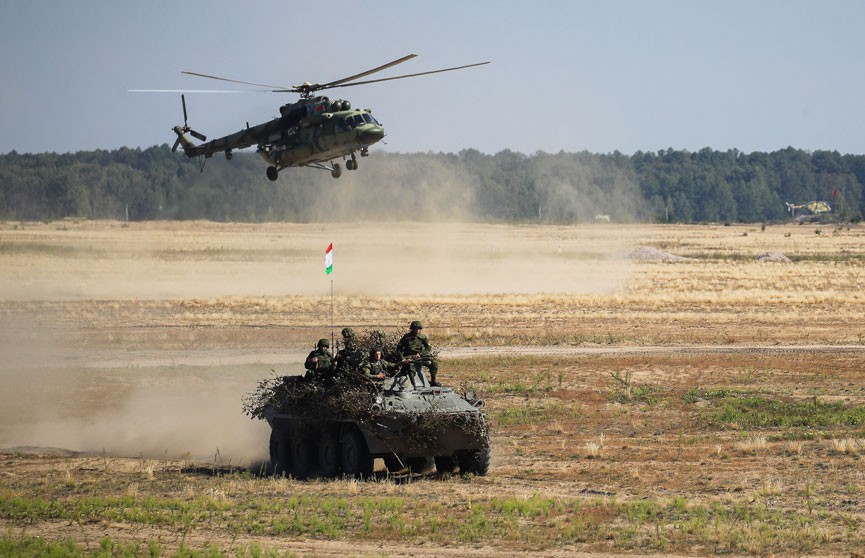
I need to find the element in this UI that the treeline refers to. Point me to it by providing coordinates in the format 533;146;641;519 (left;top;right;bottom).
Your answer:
1;146;862;223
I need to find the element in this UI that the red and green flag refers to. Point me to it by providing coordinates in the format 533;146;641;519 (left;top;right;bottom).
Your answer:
325;242;333;275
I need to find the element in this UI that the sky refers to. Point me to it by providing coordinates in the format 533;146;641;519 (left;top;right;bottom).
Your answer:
2;0;864;156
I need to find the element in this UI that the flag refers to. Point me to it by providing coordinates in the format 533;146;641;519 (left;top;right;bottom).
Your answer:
325;242;333;275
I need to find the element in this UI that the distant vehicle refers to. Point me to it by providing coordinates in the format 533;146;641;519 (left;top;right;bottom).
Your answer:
785;201;831;217
133;54;489;181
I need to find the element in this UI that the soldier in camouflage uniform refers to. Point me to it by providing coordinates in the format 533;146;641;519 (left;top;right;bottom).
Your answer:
396;320;440;386
359;347;401;381
304;338;334;381
333;327;364;376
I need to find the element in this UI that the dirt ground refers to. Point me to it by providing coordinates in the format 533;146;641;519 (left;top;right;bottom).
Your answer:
1;220;864;557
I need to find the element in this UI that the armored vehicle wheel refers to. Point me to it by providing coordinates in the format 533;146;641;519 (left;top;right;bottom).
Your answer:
288;431;313;479
341;429;373;478
407;456;434;474
434;455;457;474
458;447;491;476
317;429;341;478
383;455;404;473
269;430;290;477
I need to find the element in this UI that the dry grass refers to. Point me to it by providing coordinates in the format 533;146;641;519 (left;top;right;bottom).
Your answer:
735;435;768;454
3;221;864;348
2;220;865;556
829;437;865;454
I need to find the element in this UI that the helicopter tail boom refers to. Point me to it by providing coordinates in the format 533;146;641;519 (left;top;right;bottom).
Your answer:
171;94;209;156
171;126;205;157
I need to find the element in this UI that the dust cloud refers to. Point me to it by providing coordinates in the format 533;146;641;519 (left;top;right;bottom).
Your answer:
276;151;646;225
18;380;271;463
329;222;634;296
1;220;641;462
0;221;637;300
0;317;271;464
304;154;478;223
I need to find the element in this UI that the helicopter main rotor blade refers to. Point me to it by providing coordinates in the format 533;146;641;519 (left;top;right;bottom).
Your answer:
318;53;418;89
137;55;487;97
176;55;419;95
181;94;188;126
319;61;491;90
129;89;267;94
180;71;290;90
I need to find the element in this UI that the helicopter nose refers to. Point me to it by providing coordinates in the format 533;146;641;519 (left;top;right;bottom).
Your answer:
359;125;384;145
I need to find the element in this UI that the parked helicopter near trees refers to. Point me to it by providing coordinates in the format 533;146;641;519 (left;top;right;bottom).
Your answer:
132;54;489;181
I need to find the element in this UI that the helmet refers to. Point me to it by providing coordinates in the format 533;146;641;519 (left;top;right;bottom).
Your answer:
410;320;423;330
341;327;354;337
317;338;330;347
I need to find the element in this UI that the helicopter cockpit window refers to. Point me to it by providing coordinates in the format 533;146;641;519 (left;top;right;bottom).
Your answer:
344;117;355;129
353;114;365;127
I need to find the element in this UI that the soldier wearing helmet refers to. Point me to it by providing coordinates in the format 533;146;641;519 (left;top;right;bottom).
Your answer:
333;327;363;376
304;337;334;380
360;346;400;381
396;320;440;386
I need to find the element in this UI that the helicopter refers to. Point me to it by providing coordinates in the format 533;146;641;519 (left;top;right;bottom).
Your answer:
138;54;489;181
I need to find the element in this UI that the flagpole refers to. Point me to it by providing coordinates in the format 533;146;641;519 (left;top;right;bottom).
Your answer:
325;242;335;348
330;278;334;349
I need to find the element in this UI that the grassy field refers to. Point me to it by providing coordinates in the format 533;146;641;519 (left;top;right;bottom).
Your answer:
1;220;864;557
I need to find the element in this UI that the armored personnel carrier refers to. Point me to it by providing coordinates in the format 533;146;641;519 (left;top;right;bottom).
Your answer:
246;363;490;479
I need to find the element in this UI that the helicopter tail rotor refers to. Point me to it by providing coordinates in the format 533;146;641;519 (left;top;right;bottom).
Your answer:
172;94;207;152
188;129;207;142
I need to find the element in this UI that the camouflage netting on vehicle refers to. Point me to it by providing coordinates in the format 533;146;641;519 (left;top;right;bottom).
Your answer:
242;374;377;423
241;329;485;445
241;328;417;419
399;408;488;451
242;372;487;432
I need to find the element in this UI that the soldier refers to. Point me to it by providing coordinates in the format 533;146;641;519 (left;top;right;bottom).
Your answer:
333;327;364;376
396;320;440;386
360;347;400;381
304;338;334;381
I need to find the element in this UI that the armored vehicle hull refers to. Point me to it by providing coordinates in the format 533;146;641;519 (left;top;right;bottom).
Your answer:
259;366;490;479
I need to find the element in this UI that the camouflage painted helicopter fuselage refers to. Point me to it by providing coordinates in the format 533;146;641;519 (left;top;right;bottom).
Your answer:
150;54;489;181
173;95;383;181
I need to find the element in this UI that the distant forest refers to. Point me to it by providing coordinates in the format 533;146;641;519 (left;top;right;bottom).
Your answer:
1;146;863;223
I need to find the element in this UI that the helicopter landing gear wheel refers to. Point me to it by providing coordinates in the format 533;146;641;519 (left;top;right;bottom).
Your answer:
346;158;358;171
331;163;342;179
266;166;279;181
